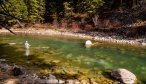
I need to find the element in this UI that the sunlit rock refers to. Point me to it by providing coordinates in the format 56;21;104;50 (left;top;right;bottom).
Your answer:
49;74;56;79
142;42;146;46
3;79;20;84
58;80;65;84
0;59;6;62
85;40;92;48
66;80;74;84
74;80;80;84
8;43;16;46
46;79;58;84
80;79;89;84
111;68;137;84
51;60;60;64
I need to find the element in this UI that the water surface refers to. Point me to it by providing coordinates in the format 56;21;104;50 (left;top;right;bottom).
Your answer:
0;33;146;82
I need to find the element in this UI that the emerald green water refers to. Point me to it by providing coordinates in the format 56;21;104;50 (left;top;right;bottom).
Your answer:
0;34;146;82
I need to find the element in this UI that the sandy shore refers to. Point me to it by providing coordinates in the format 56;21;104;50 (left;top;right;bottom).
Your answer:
0;28;146;46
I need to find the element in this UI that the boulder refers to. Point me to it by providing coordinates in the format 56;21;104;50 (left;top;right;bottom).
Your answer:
3;78;20;84
58;80;65;84
142;42;146;46
8;43;16;46
85;40;92;48
46;79;58;84
49;74;56;79
12;67;23;76
111;68;136;84
66;80;74;84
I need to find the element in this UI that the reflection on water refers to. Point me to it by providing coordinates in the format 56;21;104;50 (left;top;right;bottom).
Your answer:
0;34;146;82
25;49;30;56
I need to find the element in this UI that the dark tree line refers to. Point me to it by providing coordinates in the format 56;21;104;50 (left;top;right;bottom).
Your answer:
0;0;145;28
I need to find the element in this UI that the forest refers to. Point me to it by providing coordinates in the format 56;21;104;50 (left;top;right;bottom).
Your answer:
0;0;146;37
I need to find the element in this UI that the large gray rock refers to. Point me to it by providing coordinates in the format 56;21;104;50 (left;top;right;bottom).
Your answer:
111;68;137;84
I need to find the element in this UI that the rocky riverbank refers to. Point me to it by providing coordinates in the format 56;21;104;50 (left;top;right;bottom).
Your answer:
0;58;139;84
0;58;120;84
0;28;146;47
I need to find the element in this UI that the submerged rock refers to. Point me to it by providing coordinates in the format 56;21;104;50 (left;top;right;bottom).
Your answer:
85;40;92;48
8;43;16;46
111;68;136;84
51;60;60;64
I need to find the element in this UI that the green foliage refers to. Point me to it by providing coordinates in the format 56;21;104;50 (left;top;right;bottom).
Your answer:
0;0;104;24
76;0;104;14
26;0;45;22
0;0;144;25
63;2;73;16
0;0;28;23
0;0;45;24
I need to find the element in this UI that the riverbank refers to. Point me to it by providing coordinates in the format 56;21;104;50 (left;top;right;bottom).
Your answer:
0;59;117;84
0;27;146;47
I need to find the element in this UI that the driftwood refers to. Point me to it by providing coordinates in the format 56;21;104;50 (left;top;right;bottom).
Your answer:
16;20;24;28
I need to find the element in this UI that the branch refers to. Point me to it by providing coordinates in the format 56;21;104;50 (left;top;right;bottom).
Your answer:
0;23;16;35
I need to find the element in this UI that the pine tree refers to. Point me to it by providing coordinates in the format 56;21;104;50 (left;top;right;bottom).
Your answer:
0;0;28;23
25;0;45;22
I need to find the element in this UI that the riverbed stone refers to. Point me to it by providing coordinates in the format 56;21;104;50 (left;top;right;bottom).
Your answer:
3;78;20;84
80;79;90;84
66;80;74;84
142;42;146;46
58;79;65;84
46;79;58;84
74;80;80;84
0;59;6;62
111;68;136;84
49;74;56;79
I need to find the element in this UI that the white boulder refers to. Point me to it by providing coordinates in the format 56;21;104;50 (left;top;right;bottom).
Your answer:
142;42;146;46
85;40;92;48
111;68;137;84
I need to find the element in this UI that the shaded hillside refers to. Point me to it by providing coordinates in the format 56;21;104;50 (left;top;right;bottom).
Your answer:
96;6;146;38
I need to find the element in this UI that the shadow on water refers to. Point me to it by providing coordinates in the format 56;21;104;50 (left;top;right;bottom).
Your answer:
0;43;89;80
0;43;58;71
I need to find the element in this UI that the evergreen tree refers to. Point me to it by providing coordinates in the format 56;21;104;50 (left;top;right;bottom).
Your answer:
25;0;45;22
0;0;28;23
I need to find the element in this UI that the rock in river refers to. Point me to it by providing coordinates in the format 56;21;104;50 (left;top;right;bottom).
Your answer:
111;68;137;84
85;40;92;48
